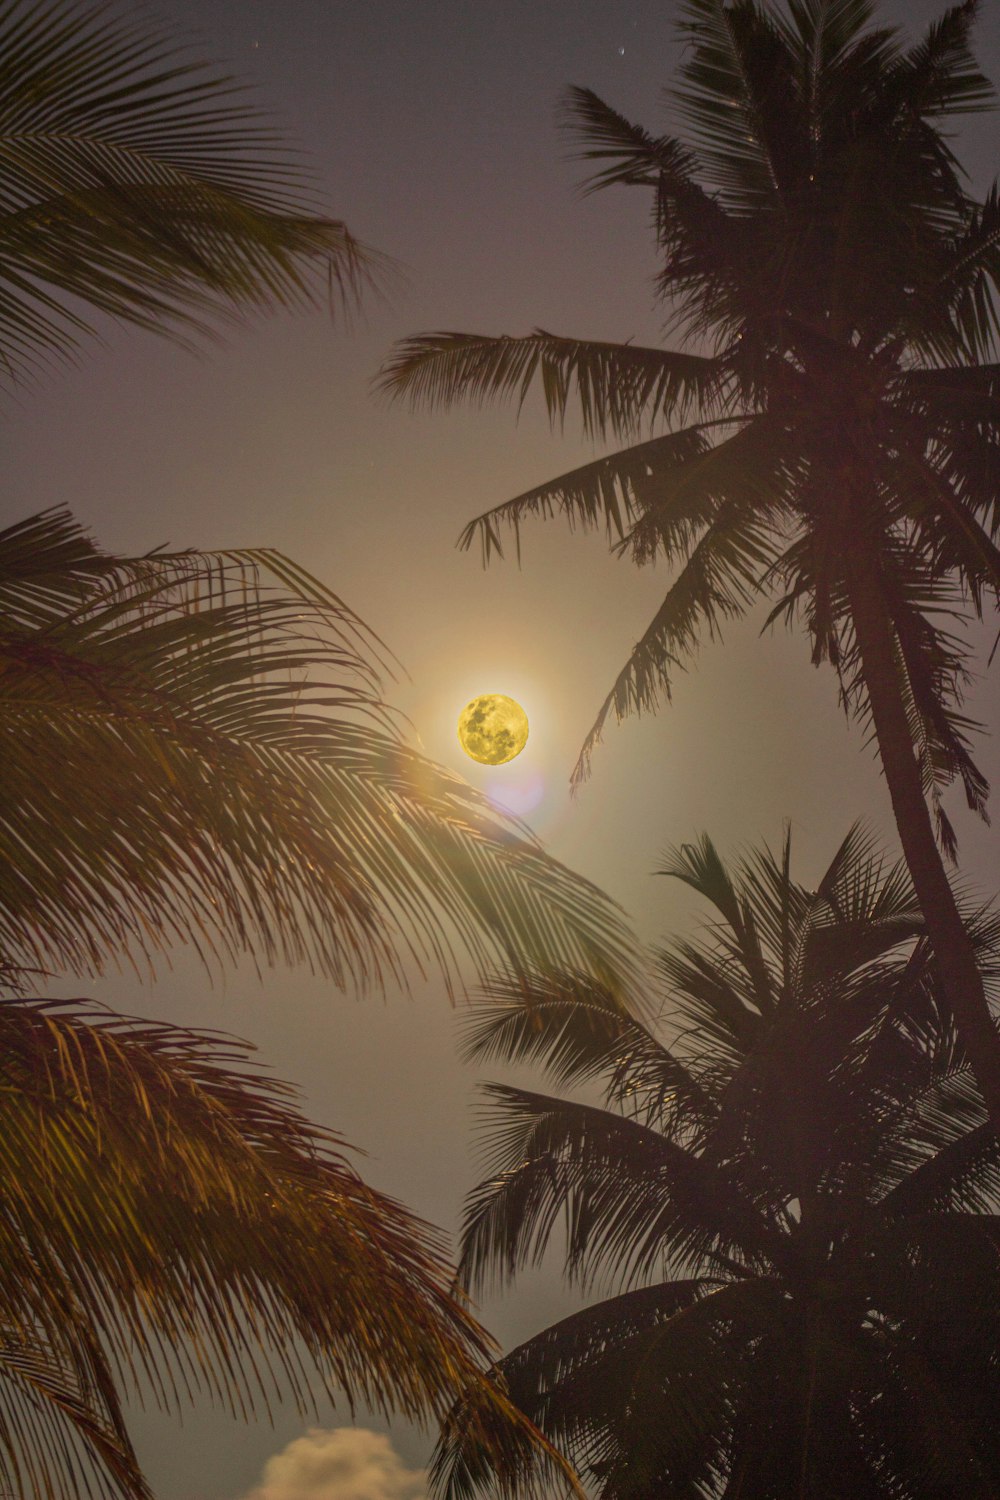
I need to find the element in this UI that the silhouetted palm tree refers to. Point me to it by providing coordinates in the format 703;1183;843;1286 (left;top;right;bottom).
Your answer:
0;10;636;1489
380;0;1000;1123
0;507;636;996
436;827;1000;1499
0;506;631;1496
0;988;499;1500
0;0;379;389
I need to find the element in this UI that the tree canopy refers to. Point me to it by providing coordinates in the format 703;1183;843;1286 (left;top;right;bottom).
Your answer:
380;0;1000;1121
0;988;502;1500
0;507;638;993
0;0;381;388
437;827;1000;1499
0;502;635;1495
0;6;637;1491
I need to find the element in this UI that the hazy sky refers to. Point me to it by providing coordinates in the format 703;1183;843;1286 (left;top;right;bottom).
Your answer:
5;2;1000;1496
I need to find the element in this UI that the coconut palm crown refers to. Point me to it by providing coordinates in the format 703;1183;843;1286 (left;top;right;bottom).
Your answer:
0;4;625;1492
0;505;634;1497
380;0;1000;1124
436;827;1000;1500
0;507;636;991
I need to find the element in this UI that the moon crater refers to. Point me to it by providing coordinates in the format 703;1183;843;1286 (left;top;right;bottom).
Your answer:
458;694;529;765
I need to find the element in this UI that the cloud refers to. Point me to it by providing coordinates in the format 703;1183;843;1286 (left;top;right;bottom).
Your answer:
241;1427;427;1500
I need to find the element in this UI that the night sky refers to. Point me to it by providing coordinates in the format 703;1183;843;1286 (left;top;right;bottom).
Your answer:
5;2;1000;1496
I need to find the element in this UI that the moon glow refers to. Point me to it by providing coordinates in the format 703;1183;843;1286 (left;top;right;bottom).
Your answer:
457;694;529;765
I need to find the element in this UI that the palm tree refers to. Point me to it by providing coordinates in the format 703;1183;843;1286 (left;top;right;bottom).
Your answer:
435;827;1000;1499
0;0;380;389
0;10;635;1489
0;506;635;1496
0;507;635;988
379;0;1000;1125
0;985;501;1500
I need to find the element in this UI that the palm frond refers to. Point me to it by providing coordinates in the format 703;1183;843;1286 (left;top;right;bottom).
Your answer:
655;941;766;1074
887;422;1000;602
456;426;719;566
786;0;881;72
428;1371;582;1500
659;833;780;1016
883;1122;1000;1214
377;331;723;440
910;186;1000;362
431;1280;717;1500
0;509;640;995
0;992;518;1494
461;967;715;1132
899;1;993;120
673;0;805;208
879;556;991;828
442;1277;789;1500
499;1279;717;1408
613;418;773;565
0;1319;148;1500
0;0;385;387
572;497;779;786
563;86;702;196
794;831;924;993
461;1084;777;1293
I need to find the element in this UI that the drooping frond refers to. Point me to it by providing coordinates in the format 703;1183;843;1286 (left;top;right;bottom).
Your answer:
0;992;509;1496
0;1319;147;1500
572;493;781;786
430;1280;717;1500
883;1122;1000;1214
461;1084;778;1293
0;509;640;994
0;0;383;387
437;1276;798;1500
835;533;992;851
563;86;702;195
456;426;720;565
896;361;1000;424
377;331;724;440
461;966;715;1133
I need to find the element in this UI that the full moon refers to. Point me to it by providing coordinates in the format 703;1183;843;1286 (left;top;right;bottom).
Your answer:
457;694;529;765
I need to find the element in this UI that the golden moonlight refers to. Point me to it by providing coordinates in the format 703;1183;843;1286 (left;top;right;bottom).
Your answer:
457;694;529;765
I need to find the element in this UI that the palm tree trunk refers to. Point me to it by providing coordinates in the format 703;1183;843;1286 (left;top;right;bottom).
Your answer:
845;541;1000;1133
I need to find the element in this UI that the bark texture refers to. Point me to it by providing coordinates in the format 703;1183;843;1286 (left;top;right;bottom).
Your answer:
845;538;1000;1133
